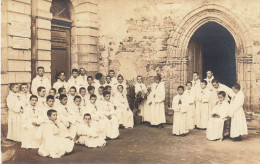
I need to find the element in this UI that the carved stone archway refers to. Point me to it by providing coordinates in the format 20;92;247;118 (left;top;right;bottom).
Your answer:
167;4;253;110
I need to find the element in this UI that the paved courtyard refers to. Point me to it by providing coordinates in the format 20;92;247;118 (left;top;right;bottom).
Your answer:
2;124;260;164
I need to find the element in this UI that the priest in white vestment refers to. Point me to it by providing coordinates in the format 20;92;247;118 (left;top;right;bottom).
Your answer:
31;67;51;95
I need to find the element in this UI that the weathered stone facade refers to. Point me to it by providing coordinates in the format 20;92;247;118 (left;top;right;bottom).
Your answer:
1;0;260;128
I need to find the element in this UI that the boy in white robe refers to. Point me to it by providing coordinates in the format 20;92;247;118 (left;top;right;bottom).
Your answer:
53;71;69;93
86;76;94;88
67;86;77;106
105;75;113;86
97;86;105;102
206;91;229;141
22;95;43;149
113;75;127;95
135;76;147;121
191;72;201;90
204;70;214;90
86;94;107;139
109;69;117;86
100;91;120;139
149;75;166;128
68;96;86;123
67;69;83;92
20;83;32;108
195;80;210;129
78;68;87;84
42;95;57;122
6;83;24;142
113;85;134;128
172;86;189;136
31;66;51;95
229;83;248;141
76;113;106;148
183;82;195;130
56;94;76;139
38;109;74;158
37;87;47;109
87;85;96;100
211;79;234;106
49;88;60;107
79;87;89;107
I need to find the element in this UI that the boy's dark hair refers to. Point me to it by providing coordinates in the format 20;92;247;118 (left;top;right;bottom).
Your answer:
109;70;115;73
212;79;219;84
186;81;192;85
46;95;55;102
103;91;111;97
104;85;111;91
9;83;18;90
37;66;44;71
154;75;162;81
50;88;57;94
69;86;77;92
117;74;124;80
58;87;66;94
79;87;86;93
218;91;226;97
58;71;66;76
201;80;208;85
20;83;28;90
71;69;78;73
193;72;199;76
99;86;105;90
232;83;241;90
90;94;97;99
117;85;124;89
84;113;91;118
47;109;57;117
95;73;103;80
87;76;93;80
30;95;38;100
37;86;46;93
73;95;81;101
59;94;67;100
87;86;95;92
177;86;184;90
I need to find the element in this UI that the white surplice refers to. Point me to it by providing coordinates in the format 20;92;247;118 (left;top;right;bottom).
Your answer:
135;82;147;120
195;87;210;128
113;92;134;128
76;121;106;148
6;91;23;142
183;89;195;130
21;105;43;149
38;119;74;158
149;82;166;125
229;90;248;138
172;94;189;135
19;92;31;109
206;100;229;141
99;100;119;139
211;83;234;110
53;80;69;93
67;76;84;93
31;75;51;95
191;79;201;90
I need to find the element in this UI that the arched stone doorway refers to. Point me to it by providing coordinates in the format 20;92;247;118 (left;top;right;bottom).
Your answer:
167;4;253;111
187;21;236;87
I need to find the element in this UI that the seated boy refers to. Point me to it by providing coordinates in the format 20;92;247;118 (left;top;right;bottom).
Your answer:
79;87;88;107
37;86;47;109
113;85;134;128
76;113;106;148
49;88;59;106
38;109;74;158
20;83;32;108
22;95;43;149
97;86;105;102
42;95;56;121
67;86;77;106
100;91;119;139
69;95;86;123
206;91;229;141
172;86;189;136
6;83;24;142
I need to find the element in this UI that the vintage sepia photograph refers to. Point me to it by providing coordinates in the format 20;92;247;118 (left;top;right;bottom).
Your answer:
1;0;260;163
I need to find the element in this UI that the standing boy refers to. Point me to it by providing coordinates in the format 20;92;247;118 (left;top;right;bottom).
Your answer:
31;67;51;95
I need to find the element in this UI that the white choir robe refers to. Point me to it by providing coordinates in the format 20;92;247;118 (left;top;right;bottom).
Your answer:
21;105;43;149
31;75;51;95
94;82;106;95
38;120;74;158
229;90;248;138
211;83;234;116
6;91;23;142
206;100;229;141
37;96;47;109
113;82;127;95
78;75;87;83
80;95;90;107
111;77;117;86
56;103;77;138
86;103;108;139
42;105;56;122
20;92;31;109
172;94;189;135
100;100;119;139
96;94;104;102
135;83;147;120
149;82;166;125
195;88;210;129
68;103;87;124
191;79;201;90
76;121;106;148
143;90;153;122
113;92;134;128
183;89;195;129
204;76;214;115
53;80;69;93
67;76;84;93
67;95;75;106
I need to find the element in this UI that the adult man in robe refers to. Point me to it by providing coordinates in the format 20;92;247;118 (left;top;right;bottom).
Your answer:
31;66;51;95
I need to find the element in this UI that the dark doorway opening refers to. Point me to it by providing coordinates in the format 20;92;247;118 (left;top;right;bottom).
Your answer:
187;22;236;87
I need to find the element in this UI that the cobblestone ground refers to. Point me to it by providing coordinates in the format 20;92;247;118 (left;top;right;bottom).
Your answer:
2;124;260;164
